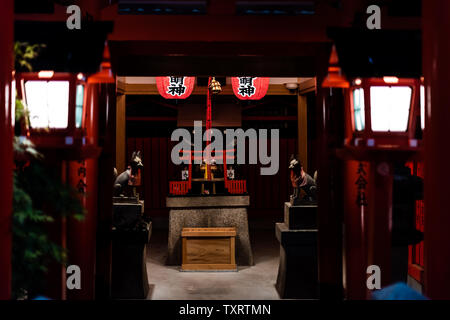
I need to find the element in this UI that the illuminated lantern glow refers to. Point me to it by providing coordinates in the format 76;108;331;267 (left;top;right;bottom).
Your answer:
231;77;270;100
156;76;195;99
370;86;412;132
25;80;70;129
16;71;88;149
382;76;399;84
347;77;421;149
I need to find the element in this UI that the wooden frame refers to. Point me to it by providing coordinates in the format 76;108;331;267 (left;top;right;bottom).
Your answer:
298;94;308;171
117;82;299;96
116;94;126;173
16;72;87;149
116;79;314;183
349;78;420;142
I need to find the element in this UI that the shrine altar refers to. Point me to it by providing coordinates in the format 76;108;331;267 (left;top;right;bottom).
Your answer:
166;195;254;266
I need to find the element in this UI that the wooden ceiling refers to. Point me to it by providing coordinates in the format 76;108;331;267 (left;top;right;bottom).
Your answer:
14;1;421;77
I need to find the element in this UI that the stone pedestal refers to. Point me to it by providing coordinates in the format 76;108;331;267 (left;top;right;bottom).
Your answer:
275;202;318;299
284;202;317;229
111;199;150;299
166;195;253;266
112;199;144;229
111;221;152;299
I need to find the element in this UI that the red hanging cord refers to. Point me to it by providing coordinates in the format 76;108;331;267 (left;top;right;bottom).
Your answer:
206;77;212;143
206;77;212;180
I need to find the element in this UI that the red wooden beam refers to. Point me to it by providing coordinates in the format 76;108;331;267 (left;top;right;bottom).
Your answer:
242;116;297;121
127;116;177;122
208;0;236;15
15;1;112;21
0;0;13;300
104;5;335;43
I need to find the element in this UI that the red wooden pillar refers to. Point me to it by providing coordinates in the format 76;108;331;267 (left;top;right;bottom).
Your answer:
343;160;369;299
66;84;100;300
317;54;345;300
422;0;450;299
90;49;116;299
365;161;393;296
340;79;367;299
0;0;14;300
342;159;393;299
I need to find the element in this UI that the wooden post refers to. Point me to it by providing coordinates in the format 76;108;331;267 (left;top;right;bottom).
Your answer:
0;0;13;300
343;161;368;299
95;82;116;299
66;83;100;300
365;161;393;297
297;94;308;171
116;94;126;173
316;83;344;300
422;0;450;299
66;158;98;300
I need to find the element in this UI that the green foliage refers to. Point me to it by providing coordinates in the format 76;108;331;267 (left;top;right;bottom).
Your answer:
12;138;86;299
12;40;85;300
15;96;29;125
14;42;46;72
13;41;45;133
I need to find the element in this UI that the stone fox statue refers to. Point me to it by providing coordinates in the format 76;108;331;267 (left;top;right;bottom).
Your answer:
289;155;317;204
114;151;143;196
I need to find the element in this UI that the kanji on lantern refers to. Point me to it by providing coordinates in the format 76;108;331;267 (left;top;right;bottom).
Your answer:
156;76;195;99
231;77;270;100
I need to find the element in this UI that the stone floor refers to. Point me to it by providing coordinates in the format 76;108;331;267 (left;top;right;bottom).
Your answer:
146;227;281;300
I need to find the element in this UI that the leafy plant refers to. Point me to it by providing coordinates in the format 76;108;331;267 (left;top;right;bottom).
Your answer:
15;95;29;126
12;137;86;299
12;42;86;299
14;42;46;72
14;42;45;133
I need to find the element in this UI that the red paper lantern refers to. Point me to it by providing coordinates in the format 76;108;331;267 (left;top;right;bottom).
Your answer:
156;76;195;99
232;77;270;100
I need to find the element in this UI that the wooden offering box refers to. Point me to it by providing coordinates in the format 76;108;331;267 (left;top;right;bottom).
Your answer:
181;227;237;271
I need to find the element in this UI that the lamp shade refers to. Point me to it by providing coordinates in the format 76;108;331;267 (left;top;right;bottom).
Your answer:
231;77;270;100
25;79;70;129
16;71;87;149
156;76;195;99
347;77;421;148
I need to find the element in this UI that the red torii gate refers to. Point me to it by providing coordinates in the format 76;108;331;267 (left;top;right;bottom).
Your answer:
169;148;247;196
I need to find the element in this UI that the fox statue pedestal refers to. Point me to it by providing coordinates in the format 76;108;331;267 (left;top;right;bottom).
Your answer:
284;202;317;230
111;221;151;299
111;198;151;299
275;202;318;299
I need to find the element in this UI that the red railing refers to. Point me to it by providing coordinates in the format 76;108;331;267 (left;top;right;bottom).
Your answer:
169;148;235;195
169;148;247;195
169;181;190;195
225;180;247;194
